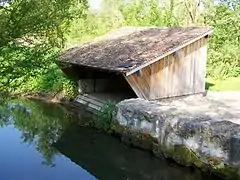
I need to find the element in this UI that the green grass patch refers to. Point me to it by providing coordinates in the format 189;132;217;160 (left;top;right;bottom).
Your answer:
206;77;240;91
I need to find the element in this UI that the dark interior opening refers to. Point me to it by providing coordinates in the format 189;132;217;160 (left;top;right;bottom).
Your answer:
61;64;137;102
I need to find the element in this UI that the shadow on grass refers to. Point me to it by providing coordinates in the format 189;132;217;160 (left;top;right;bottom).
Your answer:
205;82;215;90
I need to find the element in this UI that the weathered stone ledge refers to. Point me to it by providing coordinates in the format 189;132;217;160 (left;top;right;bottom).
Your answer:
112;96;240;180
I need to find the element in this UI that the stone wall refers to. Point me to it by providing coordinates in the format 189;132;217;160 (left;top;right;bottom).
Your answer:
112;94;240;180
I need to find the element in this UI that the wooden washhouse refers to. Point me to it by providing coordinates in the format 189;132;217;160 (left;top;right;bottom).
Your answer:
59;26;213;110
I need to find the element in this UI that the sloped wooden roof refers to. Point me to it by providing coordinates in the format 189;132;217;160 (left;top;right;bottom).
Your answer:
59;26;213;76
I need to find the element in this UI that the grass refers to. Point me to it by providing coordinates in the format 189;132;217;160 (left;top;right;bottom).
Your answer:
206;77;240;91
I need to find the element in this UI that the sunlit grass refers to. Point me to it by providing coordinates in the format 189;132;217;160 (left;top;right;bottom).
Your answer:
206;77;240;91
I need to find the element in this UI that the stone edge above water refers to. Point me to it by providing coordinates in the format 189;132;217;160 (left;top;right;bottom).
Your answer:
112;98;240;180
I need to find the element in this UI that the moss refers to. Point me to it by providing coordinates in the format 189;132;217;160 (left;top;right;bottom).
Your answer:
111;123;205;168
134;132;157;150
152;143;163;158
110;121;126;135
210;164;240;180
165;145;204;168
102;120;240;179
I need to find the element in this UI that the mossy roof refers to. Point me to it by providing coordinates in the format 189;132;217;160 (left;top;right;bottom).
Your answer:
59;26;213;76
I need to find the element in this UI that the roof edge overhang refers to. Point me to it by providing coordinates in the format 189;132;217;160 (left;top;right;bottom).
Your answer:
59;60;126;74
124;29;214;77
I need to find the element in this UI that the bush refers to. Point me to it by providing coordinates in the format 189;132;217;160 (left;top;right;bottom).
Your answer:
205;4;240;79
207;44;240;79
0;44;77;99
94;101;117;131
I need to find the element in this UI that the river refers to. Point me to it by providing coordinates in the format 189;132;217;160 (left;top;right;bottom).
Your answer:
0;98;221;180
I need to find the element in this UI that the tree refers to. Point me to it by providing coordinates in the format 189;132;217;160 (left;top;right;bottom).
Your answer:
0;0;88;47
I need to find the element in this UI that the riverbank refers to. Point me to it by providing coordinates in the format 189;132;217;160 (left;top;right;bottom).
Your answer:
34;90;240;179
0;97;221;180
6;90;240;179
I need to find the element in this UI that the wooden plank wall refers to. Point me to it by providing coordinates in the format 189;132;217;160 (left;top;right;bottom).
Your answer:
125;66;152;99
125;37;208;100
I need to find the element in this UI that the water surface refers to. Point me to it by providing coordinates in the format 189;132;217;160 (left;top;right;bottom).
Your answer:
0;98;220;180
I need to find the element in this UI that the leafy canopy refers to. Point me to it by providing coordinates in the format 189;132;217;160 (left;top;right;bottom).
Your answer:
0;0;88;47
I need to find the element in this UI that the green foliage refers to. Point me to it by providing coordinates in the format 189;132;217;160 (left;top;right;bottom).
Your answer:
0;44;78;98
0;0;239;98
65;0;179;46
95;101;117;131
0;0;87;98
205;3;240;78
207;45;240;78
0;0;89;47
1;0;69;47
119;0;179;26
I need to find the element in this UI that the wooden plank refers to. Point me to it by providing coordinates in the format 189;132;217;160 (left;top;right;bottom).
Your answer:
195;39;204;93
191;43;195;93
186;43;192;93
180;48;186;95
169;54;174;98
173;50;180;96
78;95;104;107
150;54;176;99
182;46;188;93
75;97;102;112
179;48;185;95
198;38;208;92
125;77;146;99
194;40;199;93
165;56;169;98
154;59;165;99
159;58;164;98
202;38;208;90
125;65;152;99
198;39;203;93
150;63;155;99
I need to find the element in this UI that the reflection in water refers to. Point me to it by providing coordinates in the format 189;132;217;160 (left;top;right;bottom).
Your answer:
0;98;220;180
0;99;73;166
56;125;220;180
0;99;95;180
0;125;96;180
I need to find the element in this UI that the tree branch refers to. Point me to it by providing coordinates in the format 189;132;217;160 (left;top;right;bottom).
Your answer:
184;1;195;23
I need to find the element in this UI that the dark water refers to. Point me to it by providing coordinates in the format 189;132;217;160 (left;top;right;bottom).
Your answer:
0;98;220;180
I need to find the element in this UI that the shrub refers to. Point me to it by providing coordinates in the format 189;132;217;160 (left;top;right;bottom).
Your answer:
205;4;240;79
94;101;117;132
0;44;77;98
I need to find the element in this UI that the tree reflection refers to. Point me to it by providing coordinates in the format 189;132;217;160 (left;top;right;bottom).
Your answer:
0;97;74;166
